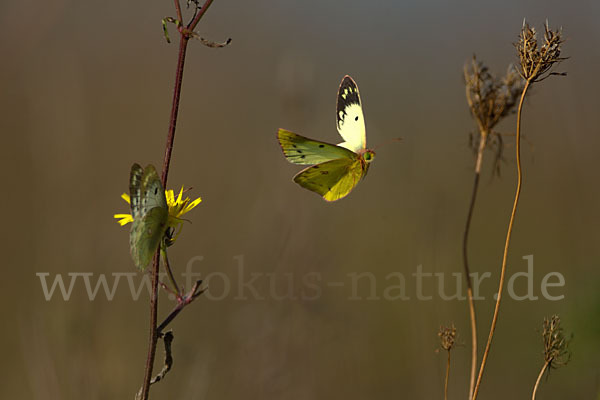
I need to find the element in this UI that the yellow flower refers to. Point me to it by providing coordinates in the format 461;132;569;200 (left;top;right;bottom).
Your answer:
114;187;202;233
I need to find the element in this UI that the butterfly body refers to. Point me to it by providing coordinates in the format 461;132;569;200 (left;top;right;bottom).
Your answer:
277;75;374;201
129;164;168;270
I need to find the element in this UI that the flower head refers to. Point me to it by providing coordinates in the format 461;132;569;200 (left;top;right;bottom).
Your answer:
438;324;457;352
542;315;571;369
114;187;201;243
516;20;567;82
464;56;524;176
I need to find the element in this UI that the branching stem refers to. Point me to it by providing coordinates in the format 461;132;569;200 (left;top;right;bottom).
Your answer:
139;1;216;399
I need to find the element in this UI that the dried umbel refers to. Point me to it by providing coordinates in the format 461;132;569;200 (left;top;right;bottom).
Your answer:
542;315;571;368
464;56;524;173
516;20;567;82
438;324;458;351
464;57;523;135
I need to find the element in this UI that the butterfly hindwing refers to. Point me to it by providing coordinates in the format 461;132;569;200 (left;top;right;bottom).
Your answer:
277;128;355;165
293;156;366;202
128;164;168;271
130;207;168;270
336;75;366;153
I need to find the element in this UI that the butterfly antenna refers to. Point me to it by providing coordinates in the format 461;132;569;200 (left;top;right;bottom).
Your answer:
372;137;403;151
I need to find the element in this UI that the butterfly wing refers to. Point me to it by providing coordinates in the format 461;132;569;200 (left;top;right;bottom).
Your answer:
130;207;169;271
293;157;366;202
336;75;366;153
129;163;144;219
140;165;168;211
128;164;168;271
277;128;356;165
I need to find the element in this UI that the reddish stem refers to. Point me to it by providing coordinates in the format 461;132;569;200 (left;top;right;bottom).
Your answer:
139;1;216;399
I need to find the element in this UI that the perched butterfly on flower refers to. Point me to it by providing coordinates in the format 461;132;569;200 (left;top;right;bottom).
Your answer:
128;163;168;270
277;75;375;202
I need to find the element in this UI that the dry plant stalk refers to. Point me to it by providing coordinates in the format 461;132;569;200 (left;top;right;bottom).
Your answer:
438;325;457;400
463;56;522;400
471;20;566;400
532;315;571;399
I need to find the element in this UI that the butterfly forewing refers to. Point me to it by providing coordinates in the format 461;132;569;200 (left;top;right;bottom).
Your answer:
140;165;168;212
129;163;144;219
278;129;356;165
336;75;366;153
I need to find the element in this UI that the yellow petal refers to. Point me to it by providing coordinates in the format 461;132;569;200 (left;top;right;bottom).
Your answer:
165;189;175;206
114;214;133;226
121;193;131;204
183;197;202;213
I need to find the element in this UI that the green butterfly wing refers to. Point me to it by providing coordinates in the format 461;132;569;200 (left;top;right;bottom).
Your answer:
277;128;356;165
130;207;169;270
129;163;168;271
293;157;367;202
129;164;144;219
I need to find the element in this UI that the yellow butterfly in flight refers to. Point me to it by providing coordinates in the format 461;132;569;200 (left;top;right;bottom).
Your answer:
277;75;375;202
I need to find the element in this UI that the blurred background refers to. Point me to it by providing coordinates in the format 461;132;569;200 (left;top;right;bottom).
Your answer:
1;0;598;398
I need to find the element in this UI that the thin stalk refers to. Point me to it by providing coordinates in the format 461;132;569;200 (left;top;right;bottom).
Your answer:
157;280;204;335
174;0;183;21
139;1;216;399
162;248;182;297
532;361;549;400
444;350;451;400
463;131;487;400
471;79;531;400
160;36;189;186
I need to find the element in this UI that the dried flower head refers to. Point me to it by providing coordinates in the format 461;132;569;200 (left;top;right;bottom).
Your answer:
438;324;457;351
464;56;524;174
542;315;571;369
516;20;567;82
464;57;523;135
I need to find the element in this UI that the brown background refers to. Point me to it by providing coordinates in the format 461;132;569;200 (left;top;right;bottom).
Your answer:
1;0;599;399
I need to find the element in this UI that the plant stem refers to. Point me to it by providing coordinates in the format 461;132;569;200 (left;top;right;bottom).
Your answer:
162;248;182;297
444;350;451;400
139;2;216;399
187;0;215;30
532;361;549;400
157;280;205;335
463;131;487;400
140;252;160;400
160;36;189;186
471;79;531;400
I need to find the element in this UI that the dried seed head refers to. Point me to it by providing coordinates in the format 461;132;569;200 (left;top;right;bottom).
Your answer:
464;56;524;135
438;324;457;351
464;56;524;174
516;20;567;82
542;315;571;369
